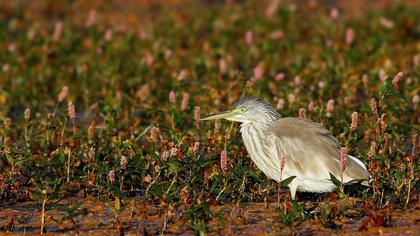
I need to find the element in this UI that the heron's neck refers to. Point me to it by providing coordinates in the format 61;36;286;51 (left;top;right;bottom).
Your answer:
239;113;279;133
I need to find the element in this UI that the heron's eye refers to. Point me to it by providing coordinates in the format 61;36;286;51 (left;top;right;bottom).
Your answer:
239;108;246;112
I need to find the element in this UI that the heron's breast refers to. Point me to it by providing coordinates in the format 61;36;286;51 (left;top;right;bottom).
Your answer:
241;126;282;182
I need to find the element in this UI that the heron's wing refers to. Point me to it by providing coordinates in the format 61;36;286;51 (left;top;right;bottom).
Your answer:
266;117;370;183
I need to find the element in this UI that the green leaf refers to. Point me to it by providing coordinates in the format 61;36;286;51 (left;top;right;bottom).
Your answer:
379;79;392;98
281;176;296;187
329;172;342;186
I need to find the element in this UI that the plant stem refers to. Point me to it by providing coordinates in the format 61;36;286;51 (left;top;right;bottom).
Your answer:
60;117;67;146
41;194;47;234
67;149;71;182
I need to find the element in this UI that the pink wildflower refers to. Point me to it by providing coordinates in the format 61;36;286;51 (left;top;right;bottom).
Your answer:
330;7;339;20
181;92;189;111
245;31;253;45
145;52;154;67
8;43;16;53
177;70;187;81
253;64;263;81
370;98;378;120
392;72;403;87
270;30;284;40
170;147;178;157
339;147;347;179
379;69;387;81
192;142;200;153
326;99;335;117
265;0;280;19
169;90;176;103
194;106;201;127
143;175;152;183
120;156;128;170
220;150;228;173
2;64;10;73
161;150;169;161
219;59;227;74
67;101;76;119
104;29;113;41
318;80;325;89
379;17;394;29
350;112;358;131
308;101;314;112
294;76;301;86
214;119;221;134
345;28;355;45
275;73;285;81
276;98;285;110
150;127;160;142
108;170;116;184
53;21;63;41
299;108;306;118
27;28;36;40
24;108;31;120
280;156;286;173
86;9;97;28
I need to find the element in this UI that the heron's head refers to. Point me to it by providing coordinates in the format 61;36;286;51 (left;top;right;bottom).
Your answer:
201;96;281;124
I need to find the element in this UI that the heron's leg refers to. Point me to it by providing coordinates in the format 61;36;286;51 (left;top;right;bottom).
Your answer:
288;180;298;200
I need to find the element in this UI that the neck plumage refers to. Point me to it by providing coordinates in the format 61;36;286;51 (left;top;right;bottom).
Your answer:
239;109;280;132
238;110;282;182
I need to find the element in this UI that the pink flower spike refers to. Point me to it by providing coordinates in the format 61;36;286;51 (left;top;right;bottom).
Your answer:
86;9;97;28
345;28;355;45
299;108;306;118
275;73;285;81
160;150;169;161
245;31;253;46
308;101;314;112
276;98;285;110
53;21;63;41
67;101;76;119
219;59;227;75
330;7;339;20
392;72;403;86
318;80;325;89
326;99;335;117
181;92;189;111
145;52;154;67
265;0;280;19
280;156;286;173
104;29;113;41
294;76;301;86
350;112;358;131
170;147;178;157
220;150;228;173
270;30;284;40
253;65;263;81
2;64;10;73
169;90;176;103
58;86;69;103
192;142;200;153
194;106;201;123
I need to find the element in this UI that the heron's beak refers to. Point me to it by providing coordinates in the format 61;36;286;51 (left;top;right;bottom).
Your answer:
200;110;237;121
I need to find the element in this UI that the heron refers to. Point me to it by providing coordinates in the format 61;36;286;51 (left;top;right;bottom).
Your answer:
201;96;370;200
